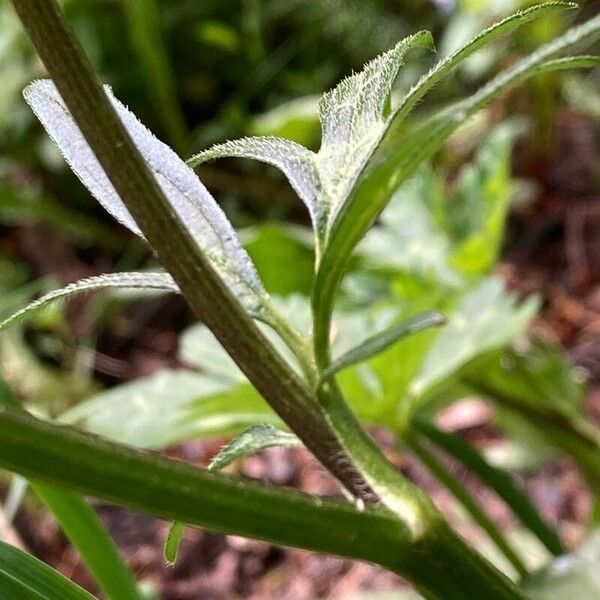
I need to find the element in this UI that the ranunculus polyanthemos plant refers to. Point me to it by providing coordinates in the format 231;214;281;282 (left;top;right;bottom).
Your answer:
1;1;600;598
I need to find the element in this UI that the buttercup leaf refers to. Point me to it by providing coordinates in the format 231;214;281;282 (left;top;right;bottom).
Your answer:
24;80;268;316
189;32;433;249
0;271;179;332
189;137;322;232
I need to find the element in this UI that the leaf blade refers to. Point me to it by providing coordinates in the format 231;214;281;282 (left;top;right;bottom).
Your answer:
0;271;179;332
0;540;96;600
393;2;577;126
209;424;302;471
188;137;322;232
413;418;564;556
321;311;445;383
313;16;600;366
24;81;268;315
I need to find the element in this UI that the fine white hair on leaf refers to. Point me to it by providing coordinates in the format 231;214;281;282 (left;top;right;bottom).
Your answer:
186;32;432;245
24;80;268;315
0;271;180;332
189;137;323;232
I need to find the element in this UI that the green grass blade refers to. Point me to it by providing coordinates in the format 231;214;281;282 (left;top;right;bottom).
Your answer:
122;0;188;154
413;418;564;556
320;311;445;383
0;272;179;332
0;540;96;599
32;485;141;600
393;2;577;127
406;436;528;578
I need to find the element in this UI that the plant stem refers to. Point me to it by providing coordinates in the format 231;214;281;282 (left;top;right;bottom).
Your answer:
0;406;526;599
8;0;371;502
405;435;528;578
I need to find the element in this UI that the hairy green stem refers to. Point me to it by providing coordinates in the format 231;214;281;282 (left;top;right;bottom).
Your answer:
9;0;372;502
0;406;526;600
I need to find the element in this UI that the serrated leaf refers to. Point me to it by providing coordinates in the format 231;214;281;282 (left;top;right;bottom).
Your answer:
321;311;445;383
0;271;179;332
0;540;96;599
24;80;268;316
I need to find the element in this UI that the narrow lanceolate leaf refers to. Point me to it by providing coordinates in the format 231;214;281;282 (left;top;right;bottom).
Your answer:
165;424;302;563
413;418;564;556
188;137;322;232
209;424;302;471
188;32;433;247
391;2;576;127
0;272;179;332
24;81;269;317
312;14;600;367
0;540;96;599
315;30;433;233
33;485;141;600
0;378;140;600
320;311;445;384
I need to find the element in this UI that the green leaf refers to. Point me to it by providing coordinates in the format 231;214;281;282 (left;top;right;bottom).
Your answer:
321;311;445;383
188;32;433;249
32;484;141;600
523;532;600;599
60;370;263;449
392;2;577;126
164;521;186;565
209;424;302;471
413;418;564;556
312;14;600;366
0;272;179;332
188;136;322;233
244;225;315;297
357;170;459;287
24;80;270;318
0;540;96;599
166;424;303;563
410;278;539;398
